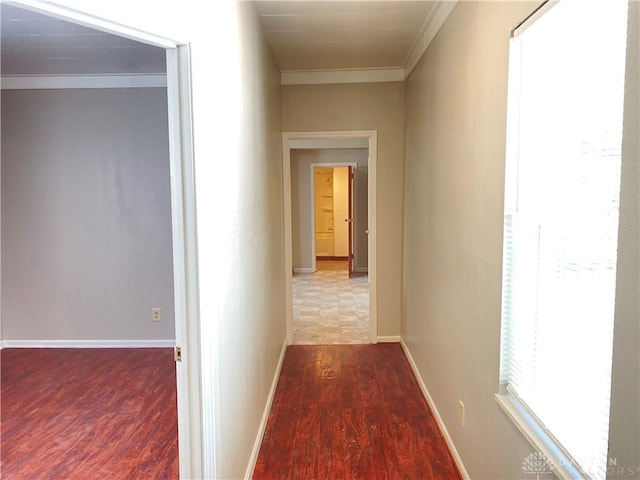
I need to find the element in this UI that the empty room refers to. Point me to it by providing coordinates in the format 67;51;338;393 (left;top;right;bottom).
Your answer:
0;5;179;478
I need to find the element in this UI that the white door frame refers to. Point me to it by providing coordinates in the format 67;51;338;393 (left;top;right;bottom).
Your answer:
165;46;204;479
7;2;204;478
309;162;357;272
283;131;378;344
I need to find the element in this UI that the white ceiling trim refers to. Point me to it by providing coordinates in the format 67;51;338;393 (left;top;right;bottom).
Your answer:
279;1;458;86
4;0;179;48
0;74;167;90
281;67;404;86
402;0;458;78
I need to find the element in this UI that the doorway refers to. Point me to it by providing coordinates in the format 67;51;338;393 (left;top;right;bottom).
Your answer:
311;164;355;274
291;161;365;344
0;2;200;478
314;166;348;262
282;131;377;345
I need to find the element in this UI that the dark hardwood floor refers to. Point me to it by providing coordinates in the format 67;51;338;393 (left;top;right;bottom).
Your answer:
253;344;462;480
0;348;178;479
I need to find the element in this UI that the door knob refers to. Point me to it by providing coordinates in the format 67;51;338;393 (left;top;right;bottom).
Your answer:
365;229;369;235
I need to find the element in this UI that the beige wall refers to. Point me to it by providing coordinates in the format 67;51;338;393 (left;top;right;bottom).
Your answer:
1;88;175;343
291;148;369;271
402;1;639;479
41;2;286;476
25;1;638;478
608;2;639;477
282;83;404;336
204;3;286;478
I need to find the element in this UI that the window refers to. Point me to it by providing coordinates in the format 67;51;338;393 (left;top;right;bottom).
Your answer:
497;1;629;479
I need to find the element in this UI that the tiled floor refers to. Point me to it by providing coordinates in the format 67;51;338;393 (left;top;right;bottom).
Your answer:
292;265;369;345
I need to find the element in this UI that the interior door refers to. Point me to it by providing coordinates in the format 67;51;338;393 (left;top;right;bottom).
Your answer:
348;165;354;277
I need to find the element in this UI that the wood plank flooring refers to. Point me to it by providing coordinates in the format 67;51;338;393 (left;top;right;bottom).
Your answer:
253;344;462;480
0;348;178;479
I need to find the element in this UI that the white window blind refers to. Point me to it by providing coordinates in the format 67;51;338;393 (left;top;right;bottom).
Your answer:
499;1;628;479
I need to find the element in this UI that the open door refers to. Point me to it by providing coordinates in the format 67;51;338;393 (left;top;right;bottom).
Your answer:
348;165;354;277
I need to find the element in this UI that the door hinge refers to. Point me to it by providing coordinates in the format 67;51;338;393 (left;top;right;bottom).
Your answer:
174;346;182;362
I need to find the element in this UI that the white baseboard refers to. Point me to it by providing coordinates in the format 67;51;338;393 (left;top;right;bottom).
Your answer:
293;268;315;274
0;339;175;349
377;335;401;343
245;339;288;479
400;338;470;479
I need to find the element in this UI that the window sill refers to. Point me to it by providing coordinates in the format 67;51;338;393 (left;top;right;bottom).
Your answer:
495;393;587;480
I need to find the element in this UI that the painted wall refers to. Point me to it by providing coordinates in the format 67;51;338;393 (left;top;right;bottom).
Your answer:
28;1;639;478
607;2;639;477
402;1;639;479
27;1;287;478
1;88;175;342
291;149;368;271
195;3;286;478
282;84;404;336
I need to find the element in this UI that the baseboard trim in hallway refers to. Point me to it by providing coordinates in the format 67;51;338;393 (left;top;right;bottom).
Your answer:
246;339;288;480
293;268;315;274
400;338;470;479
377;335;401;343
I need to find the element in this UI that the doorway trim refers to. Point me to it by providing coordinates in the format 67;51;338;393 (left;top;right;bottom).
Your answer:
6;2;203;478
309;162;358;273
282;130;377;344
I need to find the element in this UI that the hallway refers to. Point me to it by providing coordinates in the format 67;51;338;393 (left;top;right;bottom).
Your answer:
0;2;638;479
253;344;461;479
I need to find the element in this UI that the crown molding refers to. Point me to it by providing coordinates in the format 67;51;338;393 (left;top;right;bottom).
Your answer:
403;0;458;78
4;0;178;48
280;1;458;86
281;68;404;86
0;74;168;90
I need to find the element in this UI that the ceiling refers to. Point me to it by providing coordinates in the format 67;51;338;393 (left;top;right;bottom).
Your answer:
0;4;166;76
253;1;438;71
1;1;441;77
